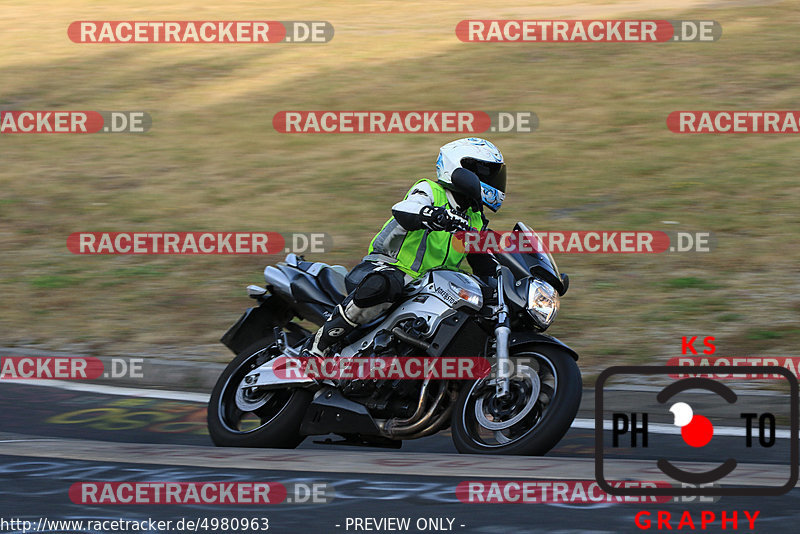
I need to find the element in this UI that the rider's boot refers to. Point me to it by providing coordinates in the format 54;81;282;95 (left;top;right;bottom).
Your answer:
302;304;359;358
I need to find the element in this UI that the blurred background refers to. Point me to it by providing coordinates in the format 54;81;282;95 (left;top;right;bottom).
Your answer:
2;1;799;378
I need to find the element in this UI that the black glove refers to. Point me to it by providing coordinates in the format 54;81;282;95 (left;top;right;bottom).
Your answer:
420;206;472;233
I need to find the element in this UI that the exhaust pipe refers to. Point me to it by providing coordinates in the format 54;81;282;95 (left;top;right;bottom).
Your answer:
390;327;431;352
383;381;447;437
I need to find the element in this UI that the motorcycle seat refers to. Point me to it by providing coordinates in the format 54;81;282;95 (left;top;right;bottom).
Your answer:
317;266;348;303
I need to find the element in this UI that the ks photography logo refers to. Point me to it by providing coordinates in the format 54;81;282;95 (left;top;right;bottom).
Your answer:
594;366;798;496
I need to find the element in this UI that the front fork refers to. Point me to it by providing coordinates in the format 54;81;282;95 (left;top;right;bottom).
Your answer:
493;264;512;399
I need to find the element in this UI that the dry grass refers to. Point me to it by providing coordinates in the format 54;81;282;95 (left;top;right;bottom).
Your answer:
1;1;799;372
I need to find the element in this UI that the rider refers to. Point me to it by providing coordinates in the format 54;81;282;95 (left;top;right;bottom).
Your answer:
304;137;507;358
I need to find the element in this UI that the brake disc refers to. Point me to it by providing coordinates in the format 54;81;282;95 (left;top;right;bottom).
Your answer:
235;382;275;412
474;364;541;431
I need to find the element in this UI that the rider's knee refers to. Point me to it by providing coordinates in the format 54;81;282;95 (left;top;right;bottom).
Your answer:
351;269;404;308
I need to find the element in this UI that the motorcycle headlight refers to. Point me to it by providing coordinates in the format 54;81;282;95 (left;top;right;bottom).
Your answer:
527;278;560;329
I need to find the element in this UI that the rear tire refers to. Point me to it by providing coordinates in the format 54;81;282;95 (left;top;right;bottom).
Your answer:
207;338;312;448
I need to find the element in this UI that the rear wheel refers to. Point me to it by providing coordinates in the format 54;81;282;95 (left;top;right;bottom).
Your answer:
451;345;581;455
207;338;312;448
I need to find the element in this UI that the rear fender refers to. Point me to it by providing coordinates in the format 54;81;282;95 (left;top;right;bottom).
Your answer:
220;296;294;355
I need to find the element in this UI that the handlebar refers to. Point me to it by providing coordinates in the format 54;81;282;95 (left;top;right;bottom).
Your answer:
456;226;501;267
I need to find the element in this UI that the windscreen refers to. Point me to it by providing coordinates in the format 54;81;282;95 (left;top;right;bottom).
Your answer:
495;222;565;294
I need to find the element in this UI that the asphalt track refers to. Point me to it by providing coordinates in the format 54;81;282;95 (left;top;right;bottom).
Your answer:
1;380;798;533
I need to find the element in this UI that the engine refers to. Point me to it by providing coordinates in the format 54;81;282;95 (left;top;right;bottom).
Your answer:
339;318;429;418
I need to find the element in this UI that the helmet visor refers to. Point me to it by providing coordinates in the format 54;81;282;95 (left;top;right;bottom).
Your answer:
460;157;506;193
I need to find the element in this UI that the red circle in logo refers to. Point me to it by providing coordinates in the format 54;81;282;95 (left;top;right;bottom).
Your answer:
681;414;714;447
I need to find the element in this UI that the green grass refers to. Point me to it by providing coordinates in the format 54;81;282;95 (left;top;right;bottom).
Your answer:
109;265;167;278
746;329;784;341
30;275;84;289
717;313;743;323
664;277;723;290
1;1;800;366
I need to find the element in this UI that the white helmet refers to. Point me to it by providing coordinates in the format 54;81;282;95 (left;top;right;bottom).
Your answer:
436;138;507;212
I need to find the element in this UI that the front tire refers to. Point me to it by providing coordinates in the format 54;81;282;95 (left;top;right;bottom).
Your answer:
207;338;312;448
451;345;581;455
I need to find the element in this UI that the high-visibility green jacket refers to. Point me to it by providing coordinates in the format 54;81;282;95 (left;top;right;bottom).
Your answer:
365;179;484;278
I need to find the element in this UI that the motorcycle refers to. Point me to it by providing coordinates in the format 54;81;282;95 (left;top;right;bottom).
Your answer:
208;173;581;455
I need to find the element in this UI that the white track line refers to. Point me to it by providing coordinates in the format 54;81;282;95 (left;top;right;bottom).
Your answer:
0;439;63;443
1;379;209;403
2;379;793;439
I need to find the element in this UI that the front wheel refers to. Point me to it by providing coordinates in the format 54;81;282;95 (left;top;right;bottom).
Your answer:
207;338;312;448
451;345;581;455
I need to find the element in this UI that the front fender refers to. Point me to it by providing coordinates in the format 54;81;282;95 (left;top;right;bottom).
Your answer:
508;331;579;361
